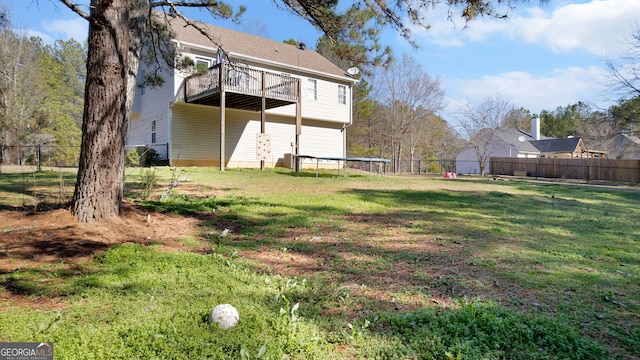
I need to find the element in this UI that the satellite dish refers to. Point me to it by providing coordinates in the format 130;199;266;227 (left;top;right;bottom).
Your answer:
518;136;526;142
347;67;360;76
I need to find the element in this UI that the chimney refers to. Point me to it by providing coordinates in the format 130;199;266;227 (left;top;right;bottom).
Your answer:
532;117;540;140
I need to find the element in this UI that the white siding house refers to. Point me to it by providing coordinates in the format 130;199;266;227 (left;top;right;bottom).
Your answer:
128;13;356;169
455;138;539;175
456;118;598;175
455;127;542;175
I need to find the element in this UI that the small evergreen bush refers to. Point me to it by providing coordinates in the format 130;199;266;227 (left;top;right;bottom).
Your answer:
126;146;160;167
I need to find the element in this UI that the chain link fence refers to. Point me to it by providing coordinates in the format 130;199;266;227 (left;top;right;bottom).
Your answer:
372;159;456;175
0;143;171;208
0;144;169;173
0;144;80;172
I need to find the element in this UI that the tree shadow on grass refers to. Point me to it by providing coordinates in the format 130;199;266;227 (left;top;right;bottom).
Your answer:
3;181;636;356
188;186;638;357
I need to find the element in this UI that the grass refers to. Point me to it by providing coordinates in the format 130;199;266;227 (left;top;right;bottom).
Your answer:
2;167;639;359
2;244;333;359
0;169;77;208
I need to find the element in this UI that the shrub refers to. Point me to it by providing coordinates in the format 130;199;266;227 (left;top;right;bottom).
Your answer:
139;169;159;200
127;146;160;167
126;148;140;167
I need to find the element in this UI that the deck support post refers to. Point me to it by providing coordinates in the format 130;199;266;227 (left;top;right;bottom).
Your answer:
220;67;226;172
295;79;302;172
260;72;266;170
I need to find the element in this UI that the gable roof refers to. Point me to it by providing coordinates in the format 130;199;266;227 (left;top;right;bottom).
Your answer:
610;133;640;159
466;127;592;156
492;128;543;153
530;137;584;153
159;13;350;80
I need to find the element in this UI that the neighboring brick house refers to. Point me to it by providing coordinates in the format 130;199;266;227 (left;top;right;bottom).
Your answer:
128;13;356;169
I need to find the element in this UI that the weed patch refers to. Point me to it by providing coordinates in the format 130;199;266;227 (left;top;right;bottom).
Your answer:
369;299;608;359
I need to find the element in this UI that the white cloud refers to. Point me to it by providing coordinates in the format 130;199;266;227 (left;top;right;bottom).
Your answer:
413;0;640;56
443;65;609;116
514;0;639;55
11;27;55;44
42;18;88;42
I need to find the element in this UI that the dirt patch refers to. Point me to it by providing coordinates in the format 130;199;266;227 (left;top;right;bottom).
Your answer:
0;202;205;309
0;202;542;315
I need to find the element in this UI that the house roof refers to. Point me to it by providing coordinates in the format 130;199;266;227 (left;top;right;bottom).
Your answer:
492;128;543;153
530;137;584;154
159;13;350;80
610;133;640;159
467;127;591;156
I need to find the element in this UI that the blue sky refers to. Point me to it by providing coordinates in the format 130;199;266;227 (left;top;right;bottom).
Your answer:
7;0;640;118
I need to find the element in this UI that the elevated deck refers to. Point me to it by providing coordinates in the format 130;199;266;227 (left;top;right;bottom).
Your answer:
184;62;300;111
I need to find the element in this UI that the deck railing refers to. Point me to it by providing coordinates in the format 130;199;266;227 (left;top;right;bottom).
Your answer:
185;65;220;98
185;62;299;103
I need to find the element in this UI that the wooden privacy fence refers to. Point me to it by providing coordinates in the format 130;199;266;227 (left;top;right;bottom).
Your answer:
490;157;640;183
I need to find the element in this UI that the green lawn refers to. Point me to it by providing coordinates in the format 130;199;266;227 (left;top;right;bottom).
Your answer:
1;167;639;359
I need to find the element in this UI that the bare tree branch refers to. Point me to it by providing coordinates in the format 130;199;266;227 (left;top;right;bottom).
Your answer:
605;23;640;98
58;0;90;20
457;95;515;175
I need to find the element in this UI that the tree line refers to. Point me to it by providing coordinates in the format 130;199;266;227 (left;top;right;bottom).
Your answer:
539;98;640;159
343;54;461;173
0;7;85;166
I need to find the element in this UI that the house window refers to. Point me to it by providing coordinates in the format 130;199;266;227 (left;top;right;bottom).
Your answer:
307;79;317;100
195;56;212;73
338;85;346;105
151;120;157;144
140;68;146;96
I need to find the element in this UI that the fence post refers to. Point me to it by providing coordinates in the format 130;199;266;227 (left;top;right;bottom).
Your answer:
586;158;590;184
37;144;41;172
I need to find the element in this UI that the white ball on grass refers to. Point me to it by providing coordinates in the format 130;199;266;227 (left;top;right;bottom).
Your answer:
209;304;239;329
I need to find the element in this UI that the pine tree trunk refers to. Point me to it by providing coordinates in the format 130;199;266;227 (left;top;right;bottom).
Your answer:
71;0;130;223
